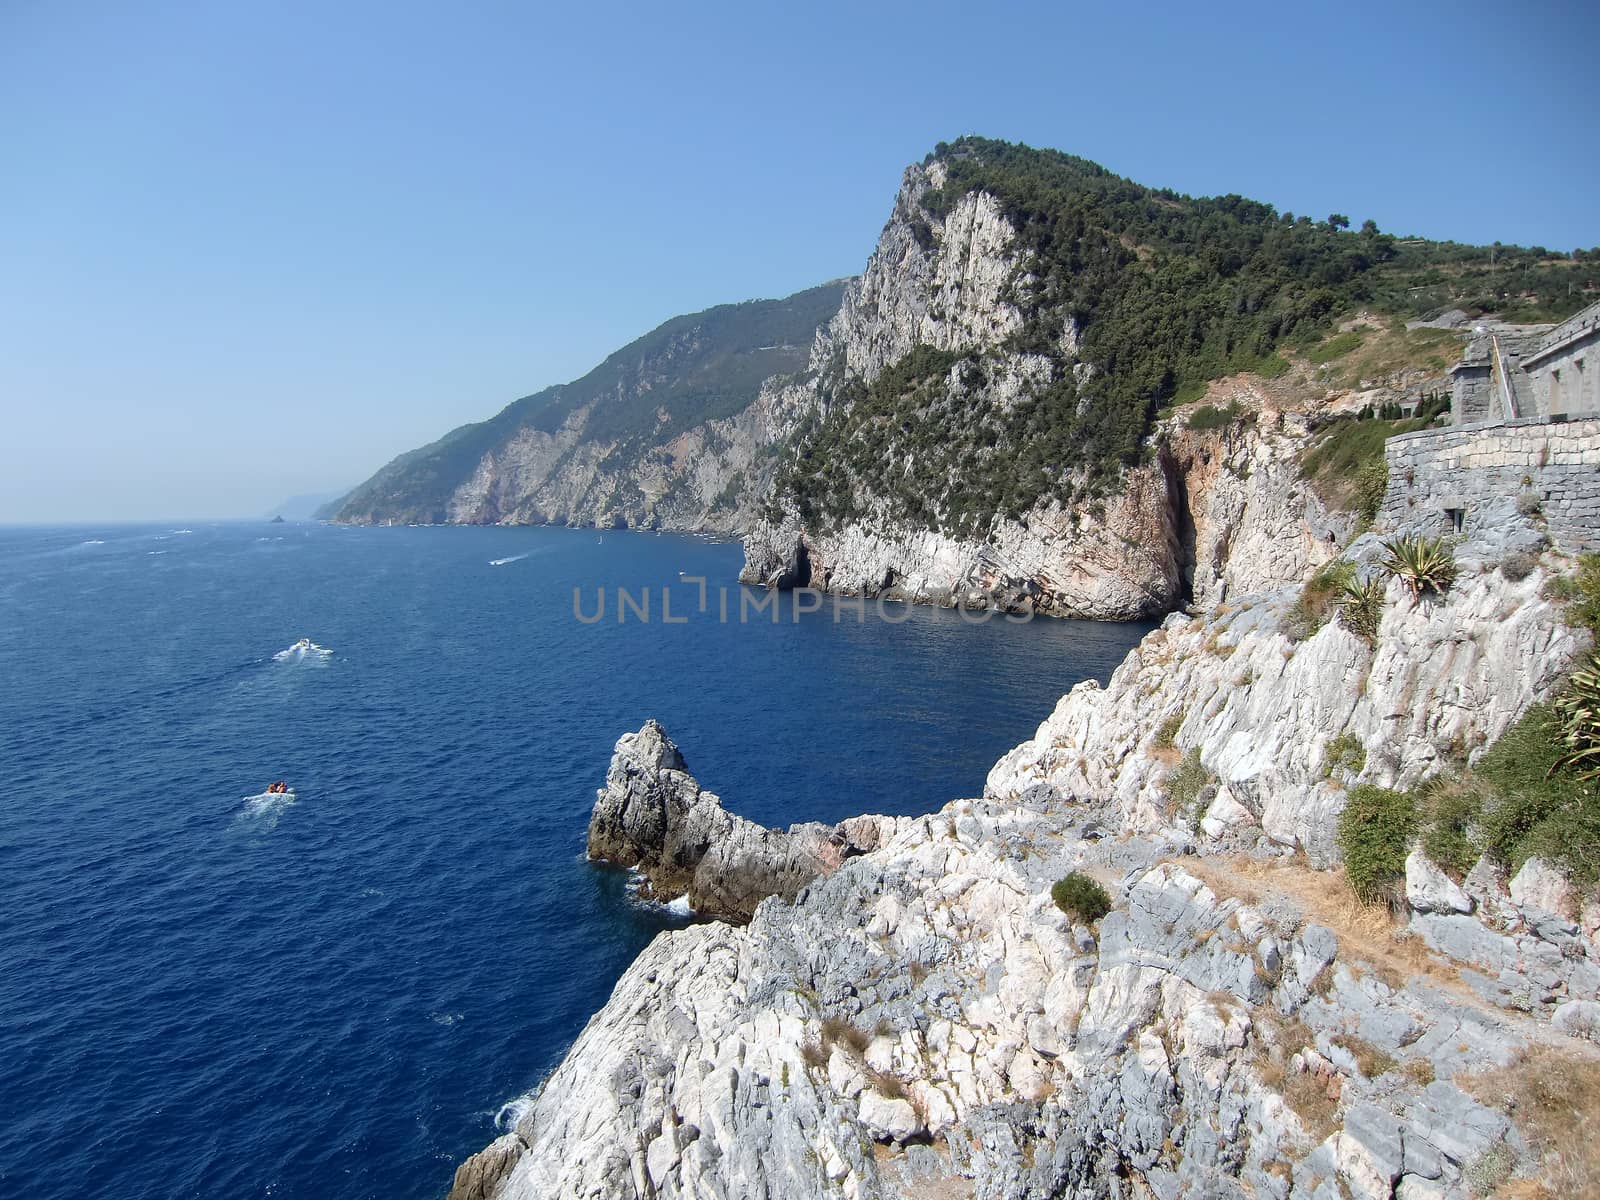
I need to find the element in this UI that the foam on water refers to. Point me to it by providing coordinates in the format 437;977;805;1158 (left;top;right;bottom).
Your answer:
488;552;531;567
238;789;297;827
493;1093;538;1132
272;639;333;663
664;894;694;918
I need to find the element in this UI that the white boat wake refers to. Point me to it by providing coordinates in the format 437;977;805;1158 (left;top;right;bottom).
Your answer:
238;789;296;826
273;638;333;662
489;552;531;567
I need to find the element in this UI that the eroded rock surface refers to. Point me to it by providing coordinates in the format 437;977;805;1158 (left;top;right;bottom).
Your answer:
586;720;896;922
450;475;1600;1200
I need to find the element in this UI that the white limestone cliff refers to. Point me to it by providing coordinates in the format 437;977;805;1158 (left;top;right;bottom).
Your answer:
447;506;1599;1200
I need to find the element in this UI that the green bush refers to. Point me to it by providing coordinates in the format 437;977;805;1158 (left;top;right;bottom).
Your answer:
1474;704;1600;884
1298;414;1425;520
1352;458;1389;525
1417;780;1483;880
1323;731;1366;779
1153;711;1185;750
1285;559;1357;641
1548;553;1600;638
1051;872;1112;924
1306;330;1365;364
1253;353;1292;379
1337;785;1417;904
1186;401;1250;431
1166;747;1215;822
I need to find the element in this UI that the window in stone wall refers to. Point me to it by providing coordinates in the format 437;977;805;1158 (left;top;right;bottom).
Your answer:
1551;366;1563;415
1444;507;1465;533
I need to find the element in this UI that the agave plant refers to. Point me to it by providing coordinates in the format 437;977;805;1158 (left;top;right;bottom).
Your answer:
1554;653;1600;781
1337;575;1385;642
1380;535;1457;602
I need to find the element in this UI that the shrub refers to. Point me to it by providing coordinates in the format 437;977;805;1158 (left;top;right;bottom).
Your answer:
1467;1047;1600;1197
821;1015;871;1056
1337;575;1385;642
1285;559;1356;640
1323;731;1366;780
1153;711;1185;751
1380;535;1457;602
1051;872;1112;924
1298;414;1425;518
1352;458;1389;525
1336;784;1417;904
1555;653;1600;781
1552;553;1600;636
1499;550;1538;581
1417;778;1483;879
1515;490;1543;518
1166;747;1216;822
1254;353;1292;379
1306;330;1365;364
1475;704;1600;885
1186;401;1249;431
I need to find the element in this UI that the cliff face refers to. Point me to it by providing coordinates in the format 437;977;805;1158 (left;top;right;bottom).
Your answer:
737;159;1359;620
986;503;1579;863
742;394;1349;620
449;508;1600;1200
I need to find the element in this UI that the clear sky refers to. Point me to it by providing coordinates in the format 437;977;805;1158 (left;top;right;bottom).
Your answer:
2;0;1595;522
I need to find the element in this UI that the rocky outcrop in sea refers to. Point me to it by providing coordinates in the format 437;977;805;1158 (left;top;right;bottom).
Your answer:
586;720;894;922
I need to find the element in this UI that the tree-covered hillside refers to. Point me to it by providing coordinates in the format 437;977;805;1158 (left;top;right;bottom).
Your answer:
331;281;846;523
775;137;1600;536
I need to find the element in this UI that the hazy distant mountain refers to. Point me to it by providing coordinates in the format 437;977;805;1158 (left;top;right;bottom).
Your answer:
266;490;352;521
330;282;848;528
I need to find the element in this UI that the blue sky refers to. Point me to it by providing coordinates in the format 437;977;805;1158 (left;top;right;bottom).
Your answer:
2;0;1595;522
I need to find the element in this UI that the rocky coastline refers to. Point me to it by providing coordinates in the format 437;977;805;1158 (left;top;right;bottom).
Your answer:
448;497;1600;1200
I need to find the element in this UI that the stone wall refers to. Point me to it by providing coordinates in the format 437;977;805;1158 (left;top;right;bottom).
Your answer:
1382;416;1600;550
1520;300;1600;419
1449;361;1495;424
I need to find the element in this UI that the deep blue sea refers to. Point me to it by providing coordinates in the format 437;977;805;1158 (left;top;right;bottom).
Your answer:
0;522;1152;1200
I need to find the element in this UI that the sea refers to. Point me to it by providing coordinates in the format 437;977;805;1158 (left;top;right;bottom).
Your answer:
0;522;1154;1199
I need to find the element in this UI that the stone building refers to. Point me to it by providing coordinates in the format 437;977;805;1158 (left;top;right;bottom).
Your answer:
1396;300;1600;549
1450;299;1600;424
1381;417;1600;551
1520;298;1600;418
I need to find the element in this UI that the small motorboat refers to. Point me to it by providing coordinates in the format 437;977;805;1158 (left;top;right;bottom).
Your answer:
263;780;293;795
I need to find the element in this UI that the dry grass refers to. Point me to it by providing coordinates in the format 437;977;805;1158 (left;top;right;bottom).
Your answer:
1298;318;1465;388
1402;1058;1436;1088
820;1015;871;1057
1334;1034;1396;1080
1249;1008;1343;1141
1177;855;1464;995
864;1065;908;1100
1467;1046;1600;1198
